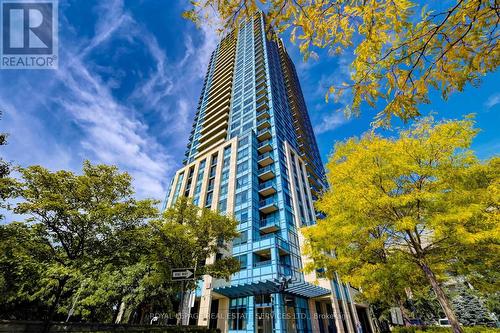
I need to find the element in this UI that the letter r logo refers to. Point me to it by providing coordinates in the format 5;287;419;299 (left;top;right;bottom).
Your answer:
2;2;53;54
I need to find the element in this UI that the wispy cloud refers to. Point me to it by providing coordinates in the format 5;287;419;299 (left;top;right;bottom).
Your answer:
315;51;353;102
484;92;500;109
0;0;220;202
314;110;349;134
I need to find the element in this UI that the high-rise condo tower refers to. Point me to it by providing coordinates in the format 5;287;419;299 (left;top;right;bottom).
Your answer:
165;12;375;333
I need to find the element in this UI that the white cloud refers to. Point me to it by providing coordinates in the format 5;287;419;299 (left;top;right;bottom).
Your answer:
0;0;233;213
484;92;500;109
0;0;222;202
128;6;219;150
54;56;173;198
314;110;348;134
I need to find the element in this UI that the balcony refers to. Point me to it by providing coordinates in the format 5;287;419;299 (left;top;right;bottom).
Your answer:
256;93;268;105
257;118;271;131
257;140;272;154
257;152;274;167
257;128;272;141
258;180;276;196
256;86;267;97
256;67;266;80
253;260;272;268
256;78;267;90
256;234;291;255
258;165;275;181
259;197;278;214
259;218;280;233
256;109;270;121
256;100;269;112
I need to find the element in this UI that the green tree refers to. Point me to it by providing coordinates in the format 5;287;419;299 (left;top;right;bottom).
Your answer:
0;222;53;319
452;283;496;327
185;1;499;126
0;110;16;219
150;196;240;325
6;161;158;326
1;163;241;326
303;116;499;333
408;287;443;324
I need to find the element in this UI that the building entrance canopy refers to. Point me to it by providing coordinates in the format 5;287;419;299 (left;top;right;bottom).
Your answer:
213;279;330;299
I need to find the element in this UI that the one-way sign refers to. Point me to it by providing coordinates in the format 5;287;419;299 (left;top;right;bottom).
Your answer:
171;268;195;281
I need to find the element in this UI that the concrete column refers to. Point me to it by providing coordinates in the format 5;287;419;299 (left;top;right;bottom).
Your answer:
218;298;230;333
329;283;345;333
197;276;212;326
340;299;355;333
308;299;321;333
347;286;361;332
320;302;330;333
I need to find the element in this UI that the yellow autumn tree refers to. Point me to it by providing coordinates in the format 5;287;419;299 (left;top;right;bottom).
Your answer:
302;116;499;333
184;1;500;126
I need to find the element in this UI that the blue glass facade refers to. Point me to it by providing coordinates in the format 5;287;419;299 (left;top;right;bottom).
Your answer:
166;12;372;333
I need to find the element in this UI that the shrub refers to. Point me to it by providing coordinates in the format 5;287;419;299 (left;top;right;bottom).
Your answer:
392;326;499;333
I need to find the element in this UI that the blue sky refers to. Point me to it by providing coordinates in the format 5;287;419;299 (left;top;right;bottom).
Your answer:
0;0;499;207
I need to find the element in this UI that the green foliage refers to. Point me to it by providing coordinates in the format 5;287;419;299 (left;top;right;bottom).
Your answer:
1;161;158;321
186;1;499;126
392;327;500;333
303;116;499;333
409;288;443;324
0;110;16;219
150;196;240;291
0;163;240;324
451;284;496;327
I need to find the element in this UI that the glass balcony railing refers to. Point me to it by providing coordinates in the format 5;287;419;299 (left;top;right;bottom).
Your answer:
254;260;272;268
258;152;273;161
258;165;274;175
256;109;270;119
256;97;268;105
259;217;278;228
259;197;276;208
258;140;272;148
258;234;291;253
257;118;270;128
278;264;293;276
276;236;291;253
257;128;271;136
259;180;276;190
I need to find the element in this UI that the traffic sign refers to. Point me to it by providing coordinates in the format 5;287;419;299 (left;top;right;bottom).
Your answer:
171;268;195;281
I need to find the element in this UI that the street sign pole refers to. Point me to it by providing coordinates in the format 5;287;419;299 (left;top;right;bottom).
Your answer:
172;268;195;326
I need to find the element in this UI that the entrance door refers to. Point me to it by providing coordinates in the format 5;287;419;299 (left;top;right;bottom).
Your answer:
256;307;273;333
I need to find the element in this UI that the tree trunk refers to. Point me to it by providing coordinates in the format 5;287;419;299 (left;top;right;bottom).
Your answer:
395;296;411;326
43;278;67;333
419;262;462;333
115;301;126;324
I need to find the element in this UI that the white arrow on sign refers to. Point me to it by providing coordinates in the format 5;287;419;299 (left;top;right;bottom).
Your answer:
172;268;195;280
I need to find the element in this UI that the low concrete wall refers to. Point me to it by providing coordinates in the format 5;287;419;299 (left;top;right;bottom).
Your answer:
0;320;220;333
